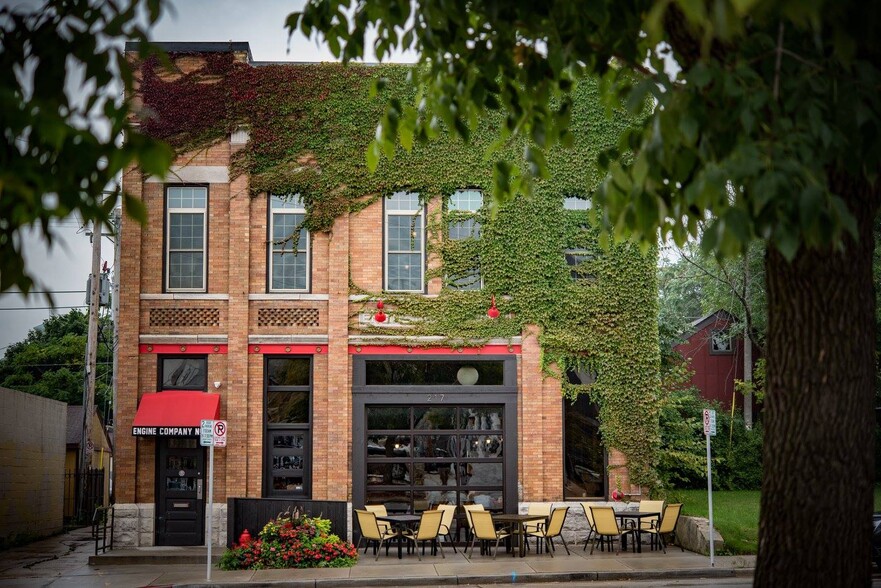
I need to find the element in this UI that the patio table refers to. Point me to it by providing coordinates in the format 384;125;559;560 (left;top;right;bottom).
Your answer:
615;511;660;553
376;514;422;559
492;513;548;558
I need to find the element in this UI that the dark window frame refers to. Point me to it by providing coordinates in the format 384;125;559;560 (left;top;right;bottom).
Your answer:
709;329;734;355
562;393;608;500
263;355;313;498
157;354;208;392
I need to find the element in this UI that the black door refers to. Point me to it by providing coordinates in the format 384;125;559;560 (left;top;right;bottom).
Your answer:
156;438;204;546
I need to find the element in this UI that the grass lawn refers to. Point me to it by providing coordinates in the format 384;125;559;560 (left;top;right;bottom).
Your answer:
662;486;881;555
664;489;760;555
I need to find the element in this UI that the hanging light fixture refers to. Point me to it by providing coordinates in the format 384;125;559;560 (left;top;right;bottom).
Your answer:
486;295;500;319
374;300;387;323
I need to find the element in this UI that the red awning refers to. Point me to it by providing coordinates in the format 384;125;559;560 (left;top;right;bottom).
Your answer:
131;391;220;436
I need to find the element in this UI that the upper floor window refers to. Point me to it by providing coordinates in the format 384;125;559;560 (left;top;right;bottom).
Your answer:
269;194;309;292
563;196;591;211
711;329;733;354
159;355;208;391
166;186;207;292
563;195;595;281
447;189;483;290
384;191;424;292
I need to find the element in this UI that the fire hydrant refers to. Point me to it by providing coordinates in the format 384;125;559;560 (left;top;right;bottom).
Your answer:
238;529;252;545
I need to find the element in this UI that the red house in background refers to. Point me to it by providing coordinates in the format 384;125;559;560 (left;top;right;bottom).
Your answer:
675;310;745;409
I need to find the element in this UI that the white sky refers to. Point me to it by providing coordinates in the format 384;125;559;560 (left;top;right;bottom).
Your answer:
2;0;382;350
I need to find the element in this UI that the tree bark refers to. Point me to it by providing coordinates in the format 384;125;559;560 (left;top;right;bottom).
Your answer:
756;176;878;586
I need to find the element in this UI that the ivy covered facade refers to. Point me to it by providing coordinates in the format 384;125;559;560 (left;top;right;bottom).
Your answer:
115;42;659;547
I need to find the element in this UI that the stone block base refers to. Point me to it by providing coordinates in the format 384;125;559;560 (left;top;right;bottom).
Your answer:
113;503;227;547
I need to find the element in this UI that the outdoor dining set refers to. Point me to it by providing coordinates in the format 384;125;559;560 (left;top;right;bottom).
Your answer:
354;500;684;561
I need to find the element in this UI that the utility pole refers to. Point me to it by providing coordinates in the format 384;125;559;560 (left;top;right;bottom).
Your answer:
80;217;102;502
110;207;121;498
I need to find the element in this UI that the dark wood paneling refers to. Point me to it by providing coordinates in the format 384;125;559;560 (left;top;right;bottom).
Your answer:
227;498;347;546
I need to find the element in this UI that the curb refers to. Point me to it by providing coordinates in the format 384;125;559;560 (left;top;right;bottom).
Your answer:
173;567;747;588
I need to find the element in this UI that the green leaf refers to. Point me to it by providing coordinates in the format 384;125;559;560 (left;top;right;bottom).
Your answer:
366;139;381;172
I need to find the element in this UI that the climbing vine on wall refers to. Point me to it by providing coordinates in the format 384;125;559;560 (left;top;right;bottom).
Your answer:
137;53;660;487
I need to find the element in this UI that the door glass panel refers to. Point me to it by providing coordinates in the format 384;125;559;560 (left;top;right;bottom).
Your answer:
266;358;311;387
367;463;411;485
367;435;411;457
273;476;304;492
414;434;456;458
167;456;197;470
464;490;503;511
272;434;304;449
367;406;410;430
460;462;503;486
460;407;503;430
366;490;410;509
166;477;197;491
461;435;503;457
167;438;199;449
272;455;304;471
267;391;309;423
413;407;456;429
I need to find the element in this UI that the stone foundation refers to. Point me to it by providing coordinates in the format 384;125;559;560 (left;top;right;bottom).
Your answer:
113;503;227;547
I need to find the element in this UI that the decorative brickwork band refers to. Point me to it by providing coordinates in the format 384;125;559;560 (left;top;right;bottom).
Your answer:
257;307;320;327
149;307;220;327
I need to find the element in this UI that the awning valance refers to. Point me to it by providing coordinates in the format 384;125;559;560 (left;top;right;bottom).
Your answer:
131;391;220;437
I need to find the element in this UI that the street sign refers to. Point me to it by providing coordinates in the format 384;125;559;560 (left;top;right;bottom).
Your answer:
213;420;227;447
200;419;214;447
703;409;717;436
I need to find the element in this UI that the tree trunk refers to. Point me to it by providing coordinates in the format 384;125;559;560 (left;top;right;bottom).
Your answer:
756;178;877;586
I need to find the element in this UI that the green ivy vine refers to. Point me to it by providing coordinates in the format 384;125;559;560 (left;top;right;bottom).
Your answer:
139;53;660;487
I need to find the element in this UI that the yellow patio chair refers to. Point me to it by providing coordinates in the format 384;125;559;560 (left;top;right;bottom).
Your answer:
436;504;458;553
580;502;597;551
401;509;446;561
354;509;399;561
466;510;511;560
526;506;571;556
644;503;684;553
365;503;393;535
638;500;665;531
462;504;485;554
588;506;632;555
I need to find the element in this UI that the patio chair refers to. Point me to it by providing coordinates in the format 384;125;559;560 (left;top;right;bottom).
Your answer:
466;510;511;560
462;504;485;554
588;506;633;555
364;503;393;535
636;499;665;550
354;509;399;561
401;509;446;561
580;502;597;551
436;504;458;553
526;506;571;556
644;503;684;553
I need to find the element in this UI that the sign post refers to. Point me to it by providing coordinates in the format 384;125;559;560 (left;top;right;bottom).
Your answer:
200;419;227;581
703;408;717;567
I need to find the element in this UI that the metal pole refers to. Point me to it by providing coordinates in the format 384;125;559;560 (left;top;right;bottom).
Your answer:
206;443;214;580
110;208;121;500
706;432;715;567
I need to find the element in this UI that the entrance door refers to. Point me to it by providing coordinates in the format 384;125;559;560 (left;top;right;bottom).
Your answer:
156;438;204;546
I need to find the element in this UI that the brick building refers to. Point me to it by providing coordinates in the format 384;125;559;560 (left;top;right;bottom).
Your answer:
115;42;658;547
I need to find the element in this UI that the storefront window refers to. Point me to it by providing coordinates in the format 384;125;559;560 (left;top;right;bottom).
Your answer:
563;390;606;499
265;357;311;497
365;360;504;386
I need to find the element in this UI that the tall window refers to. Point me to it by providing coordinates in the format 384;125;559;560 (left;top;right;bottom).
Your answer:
265;357;312;497
384;191;424;292
563;370;606;498
269;194;309;292
563;195;595;282
159;356;208;391
447;189;482;290
166;186;207;292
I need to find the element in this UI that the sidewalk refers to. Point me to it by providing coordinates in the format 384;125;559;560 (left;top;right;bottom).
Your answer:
0;527;755;587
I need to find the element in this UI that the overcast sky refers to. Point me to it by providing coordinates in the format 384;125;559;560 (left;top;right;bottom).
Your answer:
1;0;418;351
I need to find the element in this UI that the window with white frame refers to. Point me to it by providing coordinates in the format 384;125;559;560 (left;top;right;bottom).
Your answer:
166;186;207;291
269;194;309;292
563;195;595;281
447;189;483;290
384;191;424;292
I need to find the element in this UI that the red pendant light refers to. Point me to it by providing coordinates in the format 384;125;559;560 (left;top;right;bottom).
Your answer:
374;300;387;323
487;295;500;319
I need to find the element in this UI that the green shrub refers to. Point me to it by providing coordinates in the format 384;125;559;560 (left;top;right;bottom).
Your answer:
656;359;763;491
219;509;358;570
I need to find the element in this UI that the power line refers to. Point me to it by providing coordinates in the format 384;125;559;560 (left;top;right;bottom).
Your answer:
0;290;86;295
0;305;88;311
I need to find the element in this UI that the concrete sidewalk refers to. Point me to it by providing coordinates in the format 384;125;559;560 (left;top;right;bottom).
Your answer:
0;527;755;587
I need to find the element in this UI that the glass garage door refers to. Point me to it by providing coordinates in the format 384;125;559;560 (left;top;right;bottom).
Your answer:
364;405;504;515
